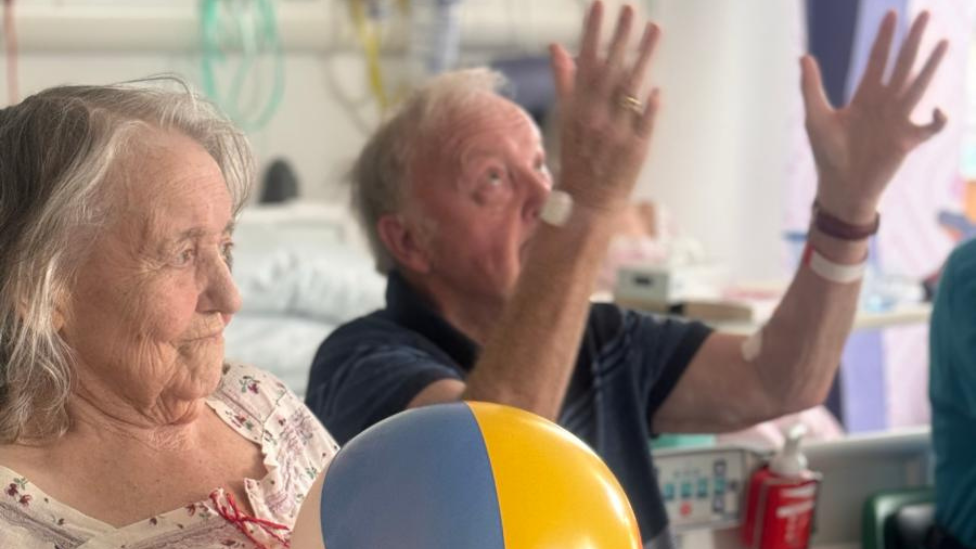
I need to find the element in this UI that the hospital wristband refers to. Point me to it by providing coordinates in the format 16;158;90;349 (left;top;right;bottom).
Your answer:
802;242;867;284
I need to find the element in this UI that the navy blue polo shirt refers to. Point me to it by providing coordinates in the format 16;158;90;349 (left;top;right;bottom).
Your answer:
306;271;712;547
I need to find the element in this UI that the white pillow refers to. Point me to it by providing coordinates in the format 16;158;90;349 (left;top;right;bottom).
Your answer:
232;202;386;323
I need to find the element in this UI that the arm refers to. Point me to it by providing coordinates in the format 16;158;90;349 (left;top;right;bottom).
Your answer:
410;2;662;420
291;469;327;549
307;344;463;443
931;241;976;410
653;10;948;433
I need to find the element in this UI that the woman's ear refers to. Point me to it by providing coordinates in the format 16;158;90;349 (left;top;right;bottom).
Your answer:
52;308;66;332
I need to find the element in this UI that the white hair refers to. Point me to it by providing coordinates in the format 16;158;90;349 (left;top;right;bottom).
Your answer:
350;68;509;273
0;77;254;444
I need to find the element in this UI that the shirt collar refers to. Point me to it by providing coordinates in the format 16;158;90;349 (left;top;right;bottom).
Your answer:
385;270;480;371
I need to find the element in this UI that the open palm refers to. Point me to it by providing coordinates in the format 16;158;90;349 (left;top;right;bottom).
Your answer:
548;2;661;213
803;11;948;224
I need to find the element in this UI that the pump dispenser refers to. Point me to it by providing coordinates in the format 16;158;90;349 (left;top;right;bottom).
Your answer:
741;424;820;549
770;424;809;477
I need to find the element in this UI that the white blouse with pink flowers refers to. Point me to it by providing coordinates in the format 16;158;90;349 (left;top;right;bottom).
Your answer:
0;363;338;549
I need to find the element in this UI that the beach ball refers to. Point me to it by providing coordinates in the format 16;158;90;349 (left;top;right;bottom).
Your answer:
294;401;641;549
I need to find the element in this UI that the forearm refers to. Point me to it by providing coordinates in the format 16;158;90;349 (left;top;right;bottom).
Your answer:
458;2;660;420
461;207;617;420
761;4;947;411
753;225;868;413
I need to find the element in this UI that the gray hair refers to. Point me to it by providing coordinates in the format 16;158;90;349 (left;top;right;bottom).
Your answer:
351;68;508;274
0;77;254;444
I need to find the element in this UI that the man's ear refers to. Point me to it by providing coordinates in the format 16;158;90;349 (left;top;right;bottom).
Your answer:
376;214;432;274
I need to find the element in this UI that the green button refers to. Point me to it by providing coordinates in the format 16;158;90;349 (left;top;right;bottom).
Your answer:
697;478;709;499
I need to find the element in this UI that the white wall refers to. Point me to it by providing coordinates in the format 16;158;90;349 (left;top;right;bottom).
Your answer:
9;0;807;280
642;0;805;279
9;0;595;202
14;52;375;203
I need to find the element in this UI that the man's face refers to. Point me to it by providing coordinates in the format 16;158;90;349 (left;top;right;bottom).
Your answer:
406;93;553;304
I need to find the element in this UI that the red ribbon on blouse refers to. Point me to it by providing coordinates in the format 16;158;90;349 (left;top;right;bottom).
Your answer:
209;490;291;549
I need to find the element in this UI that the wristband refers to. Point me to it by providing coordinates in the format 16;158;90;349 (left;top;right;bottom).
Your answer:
803;242;867;284
812;201;879;241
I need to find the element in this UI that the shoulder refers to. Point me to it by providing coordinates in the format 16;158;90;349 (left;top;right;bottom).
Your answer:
213;363;338;451
943;239;976;284
942;240;976;293
312;311;453;372
216;362;293;416
586;302;712;375
316;311;408;356
947;238;976;268
586;302;704;348
935;240;976;323
587;302;627;335
321;310;421;345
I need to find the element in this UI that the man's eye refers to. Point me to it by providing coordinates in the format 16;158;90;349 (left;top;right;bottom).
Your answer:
172;249;196;267
220;242;235;270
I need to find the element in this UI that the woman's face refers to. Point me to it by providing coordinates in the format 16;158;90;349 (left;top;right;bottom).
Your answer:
60;130;241;415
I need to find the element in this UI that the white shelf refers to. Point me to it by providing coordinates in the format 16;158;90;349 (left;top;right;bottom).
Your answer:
713;302;932;336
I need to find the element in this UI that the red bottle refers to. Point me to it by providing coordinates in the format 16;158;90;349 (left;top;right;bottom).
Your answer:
741;425;820;549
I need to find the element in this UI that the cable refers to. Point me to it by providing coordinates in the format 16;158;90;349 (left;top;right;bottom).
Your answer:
3;0;18;105
200;0;284;132
325;0;410;134
323;0;377;135
348;0;398;113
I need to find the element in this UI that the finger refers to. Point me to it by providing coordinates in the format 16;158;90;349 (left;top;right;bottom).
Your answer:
578;1;604;72
613;22;660;124
549;43;576;104
622;22;661;96
899;39;948;112
635;87;661;138
888;11;930;92
599;4;635;97
909;107;947;142
800;55;834;127
852;11;896;103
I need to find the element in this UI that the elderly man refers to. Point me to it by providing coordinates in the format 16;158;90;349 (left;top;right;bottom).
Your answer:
306;2;946;545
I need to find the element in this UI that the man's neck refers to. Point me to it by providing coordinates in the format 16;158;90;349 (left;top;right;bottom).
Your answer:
400;271;504;346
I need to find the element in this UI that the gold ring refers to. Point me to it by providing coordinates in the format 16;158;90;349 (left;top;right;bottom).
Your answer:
618;94;643;114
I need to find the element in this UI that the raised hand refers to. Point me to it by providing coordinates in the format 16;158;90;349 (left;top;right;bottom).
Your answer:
802;11;948;224
549;1;661;213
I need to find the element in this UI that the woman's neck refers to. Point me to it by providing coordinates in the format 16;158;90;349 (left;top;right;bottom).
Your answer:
64;390;208;452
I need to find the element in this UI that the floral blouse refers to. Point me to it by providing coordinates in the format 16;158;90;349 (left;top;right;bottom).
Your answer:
0;363;339;549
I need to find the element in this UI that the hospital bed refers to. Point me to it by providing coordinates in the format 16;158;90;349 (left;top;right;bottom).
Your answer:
224;202;386;397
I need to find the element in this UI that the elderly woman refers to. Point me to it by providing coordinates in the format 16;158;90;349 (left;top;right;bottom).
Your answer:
0;82;337;548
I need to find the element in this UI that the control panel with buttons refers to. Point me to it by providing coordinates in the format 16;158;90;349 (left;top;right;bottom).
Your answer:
652;446;761;532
